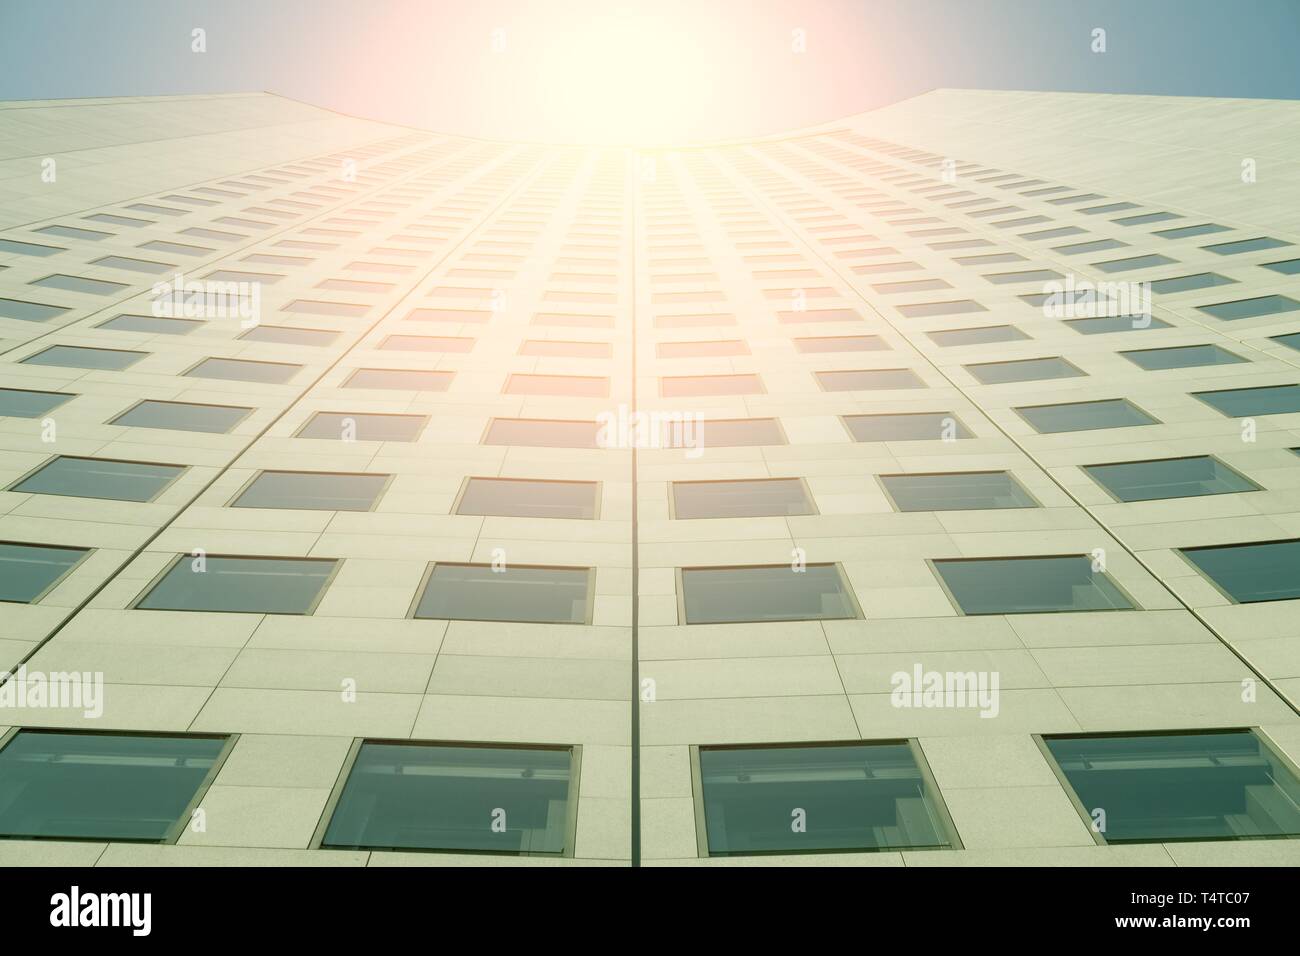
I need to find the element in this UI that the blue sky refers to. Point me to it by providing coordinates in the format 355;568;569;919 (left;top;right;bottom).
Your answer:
1;0;1296;142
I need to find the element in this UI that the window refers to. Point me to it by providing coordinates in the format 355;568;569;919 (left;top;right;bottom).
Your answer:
381;335;475;352
895;300;987;318
30;274;128;296
1052;239;1128;256
22;345;144;370
680;564;859;624
1121;344;1246;370
881;472;1035;511
412;563;590;624
1114;212;1180;226
532;312;613;329
818;368;925;391
232;471;389;511
504;374;607;397
928;325;1028;347
983;269;1063;285
297;411;427;442
1092;254;1175;273
792;335;886;353
1085;456;1258;502
520;340;609;358
1194;385;1300;418
484;418;600;449
456;478;598;519
664;418;786;448
1261;258;1300;276
673;478;814;519
844;412;970;442
661;374;763;397
0;542;88;602
1272;331;1300;352
36;224;112;241
657;340;749;358
1016;399;1156;433
112;400;251;434
0;238;63;256
655;313;736;328
12;456;184;502
1151;273;1235;295
965;356;1084;385
139;240;213;257
1197;294;1300;321
345;368;453;391
240;326;338;347
1202;237;1290;256
871;278;951;294
776;308;862;324
1064;315;1171;334
320;742;574;855
1180;539;1300;603
0;730;230;842
1154;223;1230;240
406;307;489;323
933;556;1133;614
0;297;70;323
698;742;954;856
137;555;337;614
186;357;301;384
288;299;370;317
1042;730;1300;844
0;387;73;419
91;256;173;275
98;313;201;335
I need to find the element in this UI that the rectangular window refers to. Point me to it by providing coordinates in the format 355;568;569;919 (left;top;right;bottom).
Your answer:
1194;385;1300;418
22;345;144;370
0;388;74;419
240;326;338;347
1016;399;1156;433
320;741;574;855
36;225;112;241
1121;344;1246;370
966;356;1084;385
816;368;924;391
698;741;954;856
1202;237;1290;256
0;730;230;842
345;368;453;391
672;478;814;519
1051;239;1128;256
881;471;1036;511
1180;539;1300;603
1042;730;1300;844
1092;254;1175;273
381;335;475;352
1151;273;1236;295
1064;315;1171;334
484;418;600;449
232;471;389;511
297;412;427;442
844;412;970;442
776;308;862;324
983;269;1064;285
30;274;129;296
661;374;763;397
0;238;63;256
933;556;1133;614
12;456;183;502
186;357;301;384
895;300;987;318
1197;294;1300;321
504;374;608;397
91;256;173;275
0;542;88;603
137;555;337;614
0;298;71;323
413;563;591;624
1261;258;1300;276
663;418;786;448
112;400;251;434
792;335;887;353
657;340;749;358
1272;331;1300;352
519;339;610;358
98;313;201;335
681;564;859;624
1085;456;1258;502
928;325;1028;347
455;478;598;519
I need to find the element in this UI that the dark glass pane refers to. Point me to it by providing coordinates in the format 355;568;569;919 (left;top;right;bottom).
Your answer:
414;564;589;623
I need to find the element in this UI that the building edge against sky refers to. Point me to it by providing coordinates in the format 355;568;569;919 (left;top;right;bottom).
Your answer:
0;89;1297;865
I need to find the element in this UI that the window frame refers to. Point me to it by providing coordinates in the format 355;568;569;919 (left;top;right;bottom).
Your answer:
927;554;1139;616
227;469;394;513
668;477;817;520
406;561;597;625
0;540;93;604
675;562;863;626
130;553;342;615
877;470;1040;512
8;454;188;503
451;476;603;520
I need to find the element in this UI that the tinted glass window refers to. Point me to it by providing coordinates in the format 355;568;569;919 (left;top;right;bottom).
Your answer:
13;456;183;502
844;412;970;442
0;298;70;323
934;556;1132;614
966;357;1084;384
98;313;201;335
486;418;600;449
817;368;925;391
0;542;88;602
23;345;143;370
673;478;814;519
0;388;74;419
1121;344;1246;370
928;325;1028;347
1180;539;1300;603
1194;385;1300;418
298;412;426;441
1016;399;1156;433
321;742;572;854
112;400;251;434
456;478;598;519
413;564;590;624
1197;295;1300;321
882;472;1036;511
681;564;858;624
187;357;300;384
232;472;389;511
137;556;336;613
1085;456;1258;502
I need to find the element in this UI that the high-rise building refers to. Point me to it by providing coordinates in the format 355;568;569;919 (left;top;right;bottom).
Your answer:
0;90;1298;867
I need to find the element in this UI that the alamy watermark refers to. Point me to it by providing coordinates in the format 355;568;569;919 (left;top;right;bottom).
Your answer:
890;665;1000;718
1039;274;1151;323
596;404;705;458
0;666;104;718
151;272;262;328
